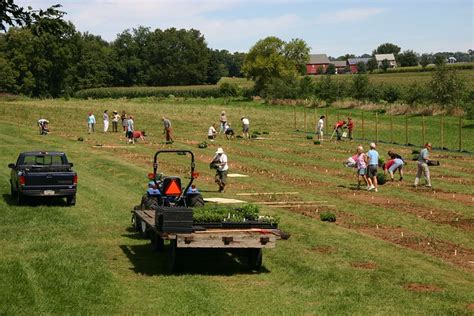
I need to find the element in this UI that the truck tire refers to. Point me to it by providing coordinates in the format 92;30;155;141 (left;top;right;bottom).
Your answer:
248;248;262;270
187;194;205;208
10;183;16;197
16;187;23;205
150;233;165;252
66;195;76;206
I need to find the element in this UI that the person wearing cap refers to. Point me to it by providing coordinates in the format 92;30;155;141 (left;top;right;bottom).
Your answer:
366;142;379;192
241;116;250;139
126;115;134;143
219;111;227;134
415;143;432;188
162;116;173;143
87;112;96;133
112;111;120;132
211;147;229;193
103;110;109;133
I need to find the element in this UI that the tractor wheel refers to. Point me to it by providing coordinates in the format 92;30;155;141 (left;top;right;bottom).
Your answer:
247;248;262;271
187;194;205;208
141;194;161;211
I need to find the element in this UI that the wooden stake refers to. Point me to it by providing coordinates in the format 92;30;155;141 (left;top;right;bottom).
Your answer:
390;115;393;143
440;115;444;149
458;116;463;152
293;105;296;129
325;108;329;135
375;112;379;144
361;111;365;139
405;114;408;145
304;107;307;132
422;115;425;145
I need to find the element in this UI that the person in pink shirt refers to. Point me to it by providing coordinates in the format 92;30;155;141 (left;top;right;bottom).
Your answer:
356;145;371;189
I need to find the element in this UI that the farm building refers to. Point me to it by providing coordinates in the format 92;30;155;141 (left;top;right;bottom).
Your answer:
348;57;371;73
375;53;397;68
330;60;348;74
306;54;330;75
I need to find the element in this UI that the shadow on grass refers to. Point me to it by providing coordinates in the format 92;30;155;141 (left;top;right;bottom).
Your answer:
463;124;474;129
2;193;68;207
120;237;270;276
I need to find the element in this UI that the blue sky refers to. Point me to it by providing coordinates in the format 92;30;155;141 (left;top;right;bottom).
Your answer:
17;0;473;56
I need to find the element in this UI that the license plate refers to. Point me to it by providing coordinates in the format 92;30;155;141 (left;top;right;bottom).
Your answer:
43;190;55;196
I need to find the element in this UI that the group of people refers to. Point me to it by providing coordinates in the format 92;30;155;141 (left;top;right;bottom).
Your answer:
315;116;354;142
351;142;433;191
86;111;145;143
207;111;250;141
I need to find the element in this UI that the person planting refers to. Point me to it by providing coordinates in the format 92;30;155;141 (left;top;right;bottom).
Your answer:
37;118;49;135
386;150;405;181
210;147;229;193
334;120;347;141
241;116;250;139
207;123;217;141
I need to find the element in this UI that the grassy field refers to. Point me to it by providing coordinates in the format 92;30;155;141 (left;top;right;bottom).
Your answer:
0;97;473;314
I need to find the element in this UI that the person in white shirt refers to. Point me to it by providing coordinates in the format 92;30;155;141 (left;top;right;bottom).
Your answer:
38;118;49;135
112;111;120;132
103;110;109;133
208;123;217;141
241;116;250;139
316;115;325;141
211;147;229;192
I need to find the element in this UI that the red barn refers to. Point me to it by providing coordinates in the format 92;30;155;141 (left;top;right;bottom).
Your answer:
330;60;348;74
306;54;330;75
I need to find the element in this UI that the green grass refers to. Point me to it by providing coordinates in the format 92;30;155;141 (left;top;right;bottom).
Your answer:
0;97;473;314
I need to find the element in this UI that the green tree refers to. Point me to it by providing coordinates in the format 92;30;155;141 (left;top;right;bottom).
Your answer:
367;58;378;72
316;75;336;105
420;54;431;68
380;59;390;72
207;49;229;84
351;74;370;104
398;50;419;67
326;63;336;75
429;64;466;110
373;43;401;57
382;85;400;104
356;61;367;73
243;36;309;95
0;55;18;92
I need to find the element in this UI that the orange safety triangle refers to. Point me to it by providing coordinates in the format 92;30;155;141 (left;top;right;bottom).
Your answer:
165;179;181;196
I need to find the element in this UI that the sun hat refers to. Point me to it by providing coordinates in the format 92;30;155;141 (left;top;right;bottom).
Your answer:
370;142;376;149
216;147;224;154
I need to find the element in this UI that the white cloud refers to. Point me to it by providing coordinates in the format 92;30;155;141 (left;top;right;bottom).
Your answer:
318;7;385;24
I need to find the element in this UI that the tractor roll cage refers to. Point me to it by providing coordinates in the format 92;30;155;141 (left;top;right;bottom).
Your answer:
152;150;196;200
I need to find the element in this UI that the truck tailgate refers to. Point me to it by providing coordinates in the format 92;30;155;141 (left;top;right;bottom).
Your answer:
25;172;75;186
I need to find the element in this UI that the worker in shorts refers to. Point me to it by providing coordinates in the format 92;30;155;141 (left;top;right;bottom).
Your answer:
356;145;371;189
211;147;229;193
316;115;325;142
241;116;250;139
414;143;432;188
366;142;379;192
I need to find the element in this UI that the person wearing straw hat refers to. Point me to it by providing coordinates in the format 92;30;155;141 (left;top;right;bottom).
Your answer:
211;147;229;193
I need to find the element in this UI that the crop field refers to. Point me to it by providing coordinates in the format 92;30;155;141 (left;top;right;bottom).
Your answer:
0;97;473;314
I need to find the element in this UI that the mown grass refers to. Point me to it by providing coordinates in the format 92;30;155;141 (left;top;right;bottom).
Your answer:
0;97;473;314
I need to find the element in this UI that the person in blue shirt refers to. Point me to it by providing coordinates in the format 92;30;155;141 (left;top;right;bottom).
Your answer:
366;142;379;192
87;112;96;133
414;143;432;188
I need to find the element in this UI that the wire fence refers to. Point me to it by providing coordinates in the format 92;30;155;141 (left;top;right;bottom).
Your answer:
293;106;472;153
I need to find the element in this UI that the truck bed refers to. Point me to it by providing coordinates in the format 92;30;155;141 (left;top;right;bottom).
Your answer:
134;209;277;249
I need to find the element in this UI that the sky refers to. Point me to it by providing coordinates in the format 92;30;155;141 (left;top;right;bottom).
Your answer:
16;0;474;56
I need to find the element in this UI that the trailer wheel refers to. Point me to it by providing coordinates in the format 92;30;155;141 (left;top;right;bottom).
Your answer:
187;193;205;207
168;239;180;273
150;233;165;252
248;248;262;270
132;214;141;233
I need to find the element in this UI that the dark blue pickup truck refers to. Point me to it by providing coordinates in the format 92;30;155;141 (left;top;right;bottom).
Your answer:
9;151;77;205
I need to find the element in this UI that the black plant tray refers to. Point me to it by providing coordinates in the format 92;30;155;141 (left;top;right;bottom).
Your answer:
193;221;278;230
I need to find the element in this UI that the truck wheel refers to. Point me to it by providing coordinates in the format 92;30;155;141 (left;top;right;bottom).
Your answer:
187;194;205;207
248;248;262;270
66;195;76;206
16;187;23;205
10;183;16;197
151;234;165;252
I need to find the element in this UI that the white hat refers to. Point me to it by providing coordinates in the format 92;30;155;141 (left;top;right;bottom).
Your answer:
370;142;376;149
216;147;224;154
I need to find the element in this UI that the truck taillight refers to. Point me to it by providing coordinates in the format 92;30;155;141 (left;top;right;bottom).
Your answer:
73;175;78;184
19;176;25;185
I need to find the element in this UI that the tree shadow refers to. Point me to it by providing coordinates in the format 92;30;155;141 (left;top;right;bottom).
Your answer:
2;193;68;207
120;233;270;276
463;124;474;129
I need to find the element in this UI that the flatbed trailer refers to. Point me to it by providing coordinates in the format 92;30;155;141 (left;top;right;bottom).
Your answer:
132;208;281;272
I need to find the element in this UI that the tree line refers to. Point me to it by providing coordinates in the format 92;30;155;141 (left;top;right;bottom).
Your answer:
0;5;245;97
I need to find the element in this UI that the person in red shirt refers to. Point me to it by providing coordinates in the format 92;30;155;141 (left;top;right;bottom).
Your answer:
347;117;354;140
132;130;146;143
334;120;346;140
